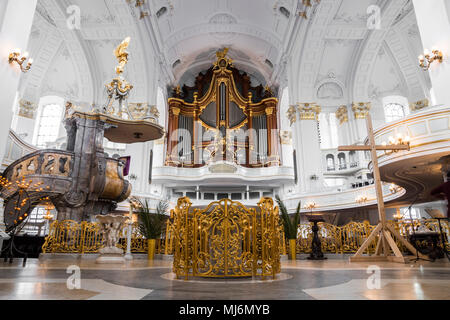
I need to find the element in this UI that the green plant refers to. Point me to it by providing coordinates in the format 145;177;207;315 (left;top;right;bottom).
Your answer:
135;198;169;239
275;195;301;240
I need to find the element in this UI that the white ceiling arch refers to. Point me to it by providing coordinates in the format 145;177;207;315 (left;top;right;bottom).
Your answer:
350;0;411;102
145;0;303;87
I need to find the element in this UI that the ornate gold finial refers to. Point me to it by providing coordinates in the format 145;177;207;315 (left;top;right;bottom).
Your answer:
173;85;182;98
214;48;233;69
216;48;229;60
114;36;131;75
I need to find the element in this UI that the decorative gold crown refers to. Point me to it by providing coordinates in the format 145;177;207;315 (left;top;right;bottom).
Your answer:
214;48;233;69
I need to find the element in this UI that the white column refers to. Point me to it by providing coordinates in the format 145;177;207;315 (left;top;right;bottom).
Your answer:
338;121;351;145
291;119;307;193
413;0;450;106
294;117;323;193
0;0;37;231
299;120;323;192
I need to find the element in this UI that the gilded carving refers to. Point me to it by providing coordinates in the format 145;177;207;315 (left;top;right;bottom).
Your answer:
172;197;281;279
297;103;321;120
287;105;297;126
335;105;348;125
18;99;37;119
409;99;429;112
352;102;371;119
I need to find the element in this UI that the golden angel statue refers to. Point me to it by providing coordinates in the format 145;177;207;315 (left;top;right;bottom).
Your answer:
114;36;131;75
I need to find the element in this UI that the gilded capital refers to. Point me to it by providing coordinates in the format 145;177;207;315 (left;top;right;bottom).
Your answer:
265;107;275;116
335;105;348;125
297;103;321;120
171;106;181;116
352;102;371;119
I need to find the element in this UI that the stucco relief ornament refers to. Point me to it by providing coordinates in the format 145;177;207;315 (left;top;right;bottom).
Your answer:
409;99;429;112
128;103;149;120
18;99;37;119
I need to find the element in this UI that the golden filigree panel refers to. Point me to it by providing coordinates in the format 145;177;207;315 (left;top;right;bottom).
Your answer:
172;197;281;279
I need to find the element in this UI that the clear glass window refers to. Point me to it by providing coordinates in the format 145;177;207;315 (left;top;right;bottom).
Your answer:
36;104;63;148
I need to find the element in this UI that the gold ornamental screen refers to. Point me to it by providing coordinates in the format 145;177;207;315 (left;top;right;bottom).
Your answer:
172;197;281;280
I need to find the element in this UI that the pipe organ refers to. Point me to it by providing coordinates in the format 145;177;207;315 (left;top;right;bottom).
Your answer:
165;49;281;168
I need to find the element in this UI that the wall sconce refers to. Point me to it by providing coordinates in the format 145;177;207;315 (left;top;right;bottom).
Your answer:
129;173;138;180
418;48;443;71
305;201;317;210
355;195;368;204
8;49;33;73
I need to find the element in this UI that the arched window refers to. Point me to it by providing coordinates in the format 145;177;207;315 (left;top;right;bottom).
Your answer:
33;96;64;148
326;154;335;171
383;96;409;122
338;153;346;170
384;103;406;122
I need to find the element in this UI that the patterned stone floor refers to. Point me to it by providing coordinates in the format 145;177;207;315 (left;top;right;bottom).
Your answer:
0;255;449;300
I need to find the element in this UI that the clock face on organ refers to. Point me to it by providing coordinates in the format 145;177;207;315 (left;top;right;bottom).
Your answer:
165;49;281;169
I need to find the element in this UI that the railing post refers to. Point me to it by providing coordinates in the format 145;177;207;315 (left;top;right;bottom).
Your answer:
79;222;86;254
164;220;170;255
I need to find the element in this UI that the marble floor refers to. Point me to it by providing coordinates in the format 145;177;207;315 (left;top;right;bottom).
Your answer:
0;256;449;300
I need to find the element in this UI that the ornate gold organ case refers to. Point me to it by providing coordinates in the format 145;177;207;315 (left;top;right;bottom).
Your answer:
166;49;281;168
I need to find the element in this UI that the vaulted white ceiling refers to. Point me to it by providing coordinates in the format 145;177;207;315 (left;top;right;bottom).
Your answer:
18;0;431;115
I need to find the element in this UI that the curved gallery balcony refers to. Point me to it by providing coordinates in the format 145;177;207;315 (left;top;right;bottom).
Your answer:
370;105;450;206
152;161;295;187
281;183;405;213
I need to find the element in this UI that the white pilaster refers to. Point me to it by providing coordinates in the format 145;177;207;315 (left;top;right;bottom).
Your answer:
413;0;450;106
0;0;37;231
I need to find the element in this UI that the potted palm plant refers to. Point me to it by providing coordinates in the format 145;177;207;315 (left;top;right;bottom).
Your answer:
134;198;169;260
275;195;301;260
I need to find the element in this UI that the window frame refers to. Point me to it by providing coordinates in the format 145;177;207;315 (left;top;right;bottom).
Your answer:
33;96;65;148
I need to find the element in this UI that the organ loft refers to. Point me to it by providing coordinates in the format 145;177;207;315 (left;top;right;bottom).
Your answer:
165;49;281;168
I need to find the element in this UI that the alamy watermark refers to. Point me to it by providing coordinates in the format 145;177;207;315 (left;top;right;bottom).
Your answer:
366;265;381;289
367;5;381;30
66;265;81;290
66;5;81;30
